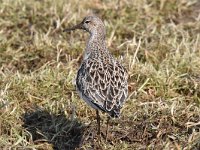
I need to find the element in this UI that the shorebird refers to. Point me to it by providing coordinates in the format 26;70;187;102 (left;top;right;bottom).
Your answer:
64;15;128;137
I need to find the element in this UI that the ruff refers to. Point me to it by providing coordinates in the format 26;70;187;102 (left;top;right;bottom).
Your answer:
64;15;128;137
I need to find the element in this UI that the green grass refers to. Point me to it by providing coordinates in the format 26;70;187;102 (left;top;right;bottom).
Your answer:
0;0;200;149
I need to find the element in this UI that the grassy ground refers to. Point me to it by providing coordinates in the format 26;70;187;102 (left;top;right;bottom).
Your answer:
0;0;200;149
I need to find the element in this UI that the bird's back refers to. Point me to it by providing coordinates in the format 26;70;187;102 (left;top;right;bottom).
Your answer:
76;55;128;118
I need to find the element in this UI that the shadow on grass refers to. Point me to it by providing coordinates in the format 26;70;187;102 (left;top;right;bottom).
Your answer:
22;108;85;150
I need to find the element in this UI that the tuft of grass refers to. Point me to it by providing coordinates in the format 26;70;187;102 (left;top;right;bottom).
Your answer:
0;0;200;149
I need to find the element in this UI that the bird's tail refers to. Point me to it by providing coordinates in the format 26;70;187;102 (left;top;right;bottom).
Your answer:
108;108;120;118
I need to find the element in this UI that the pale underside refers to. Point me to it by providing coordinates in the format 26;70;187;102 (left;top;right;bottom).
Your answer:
76;56;128;118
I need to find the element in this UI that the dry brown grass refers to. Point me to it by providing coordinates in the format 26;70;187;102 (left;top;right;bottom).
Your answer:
0;0;200;149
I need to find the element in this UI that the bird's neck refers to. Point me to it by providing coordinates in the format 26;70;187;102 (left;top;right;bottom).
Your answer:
84;32;108;60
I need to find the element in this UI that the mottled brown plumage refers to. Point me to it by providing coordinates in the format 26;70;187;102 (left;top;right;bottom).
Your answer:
64;15;128;136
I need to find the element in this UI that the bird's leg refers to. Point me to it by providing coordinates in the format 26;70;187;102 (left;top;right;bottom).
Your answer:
96;110;101;136
106;115;110;141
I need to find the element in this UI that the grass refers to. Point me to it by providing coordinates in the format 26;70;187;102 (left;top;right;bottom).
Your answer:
0;0;200;149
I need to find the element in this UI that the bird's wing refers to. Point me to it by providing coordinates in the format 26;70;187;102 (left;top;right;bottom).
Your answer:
76;58;128;117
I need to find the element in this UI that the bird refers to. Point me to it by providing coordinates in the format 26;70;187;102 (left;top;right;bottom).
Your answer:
63;15;128;138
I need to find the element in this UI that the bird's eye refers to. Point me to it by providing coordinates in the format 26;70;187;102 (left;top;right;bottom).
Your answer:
85;20;90;24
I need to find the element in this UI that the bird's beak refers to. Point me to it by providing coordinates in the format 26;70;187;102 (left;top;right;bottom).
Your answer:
63;22;84;32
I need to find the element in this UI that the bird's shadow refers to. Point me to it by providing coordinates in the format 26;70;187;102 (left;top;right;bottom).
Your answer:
22;108;85;150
